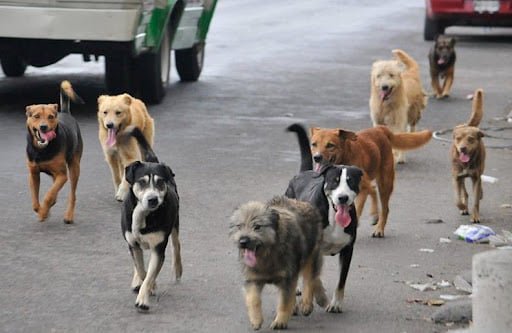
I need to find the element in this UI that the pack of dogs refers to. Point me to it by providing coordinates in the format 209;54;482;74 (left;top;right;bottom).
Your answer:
24;33;489;330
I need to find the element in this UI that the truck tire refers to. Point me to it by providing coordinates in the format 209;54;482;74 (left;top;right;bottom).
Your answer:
1;56;27;77
175;42;204;82
424;14;444;41
136;27;171;104
105;55;136;95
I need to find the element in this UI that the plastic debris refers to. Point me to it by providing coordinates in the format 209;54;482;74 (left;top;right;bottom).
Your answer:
407;282;436;292
481;175;498;184
501;204;512;209
454;275;472;294
410;264;420;268
419;248;435;253
440;294;467;301
425;218;444;224
439;237;452;243
454;224;496;243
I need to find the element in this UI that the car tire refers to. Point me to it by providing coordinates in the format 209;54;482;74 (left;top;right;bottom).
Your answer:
175;42;204;82
424;14;444;41
136;26;171;105
105;55;137;96
1;56;27;77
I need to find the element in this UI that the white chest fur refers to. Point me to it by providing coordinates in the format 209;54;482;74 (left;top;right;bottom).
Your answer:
125;230;165;250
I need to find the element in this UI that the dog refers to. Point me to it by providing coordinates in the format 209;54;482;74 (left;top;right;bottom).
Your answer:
429;35;456;99
451;89;485;223
370;49;428;163
120;126;182;311
97;93;154;201
285;124;363;313
229;196;326;330
25;80;84;223
307;124;432;237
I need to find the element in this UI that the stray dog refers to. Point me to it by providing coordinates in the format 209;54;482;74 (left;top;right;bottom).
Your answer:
286;124;363;313
97;93;154;201
429;35;456;99
121;126;182;311
308;124;432;237
229;196;326;330
370;49;428;163
451;89;485;223
25;80;84;223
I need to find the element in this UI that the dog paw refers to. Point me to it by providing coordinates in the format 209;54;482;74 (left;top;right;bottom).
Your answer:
38;208;49;222
470;218;480;224
132;285;141;293
460;210;469;216
299;302;314;316
371;230;384;238
32;204;40;213
63;219;74;224
250;321;262;331
270;319;288;330
326;302;343;313
135;302;149;312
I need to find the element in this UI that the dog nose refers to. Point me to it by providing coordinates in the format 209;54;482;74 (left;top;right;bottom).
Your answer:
106;122;114;129
39;124;48;132
239;236;250;248
338;195;349;204
147;197;159;208
381;85;389;91
459;147;467;153
313;154;323;163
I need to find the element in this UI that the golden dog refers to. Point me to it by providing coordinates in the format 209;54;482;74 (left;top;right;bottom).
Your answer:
310;126;432;237
97;93;154;201
451;89;485;223
370;49;428;163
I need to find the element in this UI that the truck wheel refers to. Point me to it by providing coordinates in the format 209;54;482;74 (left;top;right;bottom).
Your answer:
105;55;136;95
1;56;27;77
175;42;204;82
137;27;171;104
424;14;444;41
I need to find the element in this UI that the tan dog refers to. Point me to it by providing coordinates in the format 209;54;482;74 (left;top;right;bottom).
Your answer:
370;49;428;163
310;126;432;237
451;89;485;223
25;81;83;223
97;93;154;201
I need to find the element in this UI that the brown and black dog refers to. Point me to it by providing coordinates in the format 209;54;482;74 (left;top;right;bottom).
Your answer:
451;89;485;223
429;35;456;99
25;81;84;223
310;126;432;237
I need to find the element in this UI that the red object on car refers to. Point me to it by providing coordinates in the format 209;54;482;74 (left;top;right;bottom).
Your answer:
424;0;512;40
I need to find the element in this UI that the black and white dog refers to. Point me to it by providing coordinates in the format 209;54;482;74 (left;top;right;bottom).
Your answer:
121;127;182;311
285;123;362;313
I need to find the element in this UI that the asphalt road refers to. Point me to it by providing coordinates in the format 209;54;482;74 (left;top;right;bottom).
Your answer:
1;1;512;332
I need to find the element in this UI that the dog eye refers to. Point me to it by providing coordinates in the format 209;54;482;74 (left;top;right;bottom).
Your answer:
48;115;55;120
326;143;335;149
34;114;40;119
155;178;165;187
116;111;122;116
468;138;474;143
103;111;107;115
253;225;261;230
311;142;317;148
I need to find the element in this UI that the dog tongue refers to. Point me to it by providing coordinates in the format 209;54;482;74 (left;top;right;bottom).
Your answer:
40;130;56;142
379;90;388;101
437;58;445;65
459;152;470;163
243;249;257;267
335;205;351;228
106;128;116;147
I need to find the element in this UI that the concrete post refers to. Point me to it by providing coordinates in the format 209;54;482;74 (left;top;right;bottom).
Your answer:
472;249;512;332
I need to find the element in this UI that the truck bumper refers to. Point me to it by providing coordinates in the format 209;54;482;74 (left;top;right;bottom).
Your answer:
0;6;140;42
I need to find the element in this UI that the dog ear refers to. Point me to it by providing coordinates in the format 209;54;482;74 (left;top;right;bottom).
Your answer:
162;164;176;182
51;104;59;114
449;37;456;47
125;161;142;185
477;130;484;139
97;95;107;105
310;127;319;136
269;209;279;230
338;129;357;141
25;105;33;117
122;94;132;106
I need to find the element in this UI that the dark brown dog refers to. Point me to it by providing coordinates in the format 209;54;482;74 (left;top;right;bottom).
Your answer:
429;35;456;99
25;81;83;223
451;89;485;223
310;126;432;237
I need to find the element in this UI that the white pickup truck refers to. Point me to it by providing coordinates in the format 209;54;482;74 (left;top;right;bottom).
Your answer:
0;0;217;103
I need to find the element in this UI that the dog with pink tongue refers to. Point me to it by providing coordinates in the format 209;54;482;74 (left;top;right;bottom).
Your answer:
229;196;327;330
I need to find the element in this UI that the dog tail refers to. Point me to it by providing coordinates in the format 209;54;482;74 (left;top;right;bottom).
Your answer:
59;80;84;114
287;123;313;172
467;88;484;127
386;127;433;151
392;49;419;72
123;126;159;163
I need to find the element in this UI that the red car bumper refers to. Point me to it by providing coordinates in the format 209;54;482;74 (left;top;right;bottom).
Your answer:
426;0;512;27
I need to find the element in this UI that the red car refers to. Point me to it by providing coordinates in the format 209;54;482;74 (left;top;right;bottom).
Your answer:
424;0;512;40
